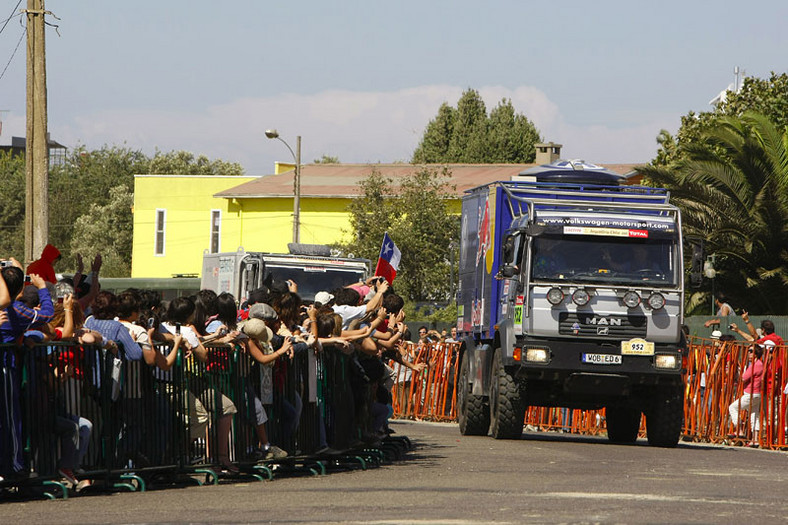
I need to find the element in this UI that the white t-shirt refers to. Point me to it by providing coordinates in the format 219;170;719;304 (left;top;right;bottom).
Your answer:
119;320;152;350
161;322;200;349
332;304;368;330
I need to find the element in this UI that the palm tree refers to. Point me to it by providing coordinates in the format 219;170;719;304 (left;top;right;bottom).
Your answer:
638;112;788;314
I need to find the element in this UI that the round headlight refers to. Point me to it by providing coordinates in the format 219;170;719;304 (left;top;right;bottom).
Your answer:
647;292;666;310
571;289;590;306
547;287;564;305
622;291;641;308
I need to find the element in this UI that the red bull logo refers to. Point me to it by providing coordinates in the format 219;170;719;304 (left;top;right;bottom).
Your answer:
476;198;490;266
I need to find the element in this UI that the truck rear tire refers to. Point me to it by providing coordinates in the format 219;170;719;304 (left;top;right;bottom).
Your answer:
489;348;526;439
645;383;684;448
458;352;490;436
605;406;641;444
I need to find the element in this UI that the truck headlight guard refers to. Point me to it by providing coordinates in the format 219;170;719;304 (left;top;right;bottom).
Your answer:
647;292;666;310
547;287;564;305
571;288;591;306
622;291;641;308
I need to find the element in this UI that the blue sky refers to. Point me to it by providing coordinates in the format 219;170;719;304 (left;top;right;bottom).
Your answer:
0;1;786;173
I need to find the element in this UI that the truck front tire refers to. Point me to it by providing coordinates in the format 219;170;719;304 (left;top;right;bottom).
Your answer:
645;383;684;448
489;348;526;439
605;406;641;444
458;353;490;436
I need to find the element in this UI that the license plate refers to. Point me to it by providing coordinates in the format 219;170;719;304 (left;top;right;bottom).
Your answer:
582;353;622;365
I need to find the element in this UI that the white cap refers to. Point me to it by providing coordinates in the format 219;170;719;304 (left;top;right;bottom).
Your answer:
711;330;722;340
314;291;334;305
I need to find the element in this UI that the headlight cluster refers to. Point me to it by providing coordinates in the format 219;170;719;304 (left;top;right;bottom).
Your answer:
547;287;666;310
622;291;666;310
547;287;593;306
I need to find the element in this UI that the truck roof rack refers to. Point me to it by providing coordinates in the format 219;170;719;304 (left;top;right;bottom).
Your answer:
493;181;678;222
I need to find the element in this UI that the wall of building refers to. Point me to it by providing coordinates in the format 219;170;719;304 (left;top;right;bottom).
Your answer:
131;175;358;278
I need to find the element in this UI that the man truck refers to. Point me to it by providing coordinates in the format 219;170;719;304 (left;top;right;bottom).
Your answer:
456;160;685;447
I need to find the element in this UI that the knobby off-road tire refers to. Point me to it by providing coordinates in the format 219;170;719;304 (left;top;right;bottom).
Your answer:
489;348;526;439
605;406;642;444
458;352;490;436
645;382;684;448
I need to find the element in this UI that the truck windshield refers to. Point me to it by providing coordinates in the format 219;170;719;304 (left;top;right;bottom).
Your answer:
265;265;367;301
531;235;677;286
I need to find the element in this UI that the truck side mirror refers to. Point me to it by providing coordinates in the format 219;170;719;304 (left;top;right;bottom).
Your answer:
496;264;520;280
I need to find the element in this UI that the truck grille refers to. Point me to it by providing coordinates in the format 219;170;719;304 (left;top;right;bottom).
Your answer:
558;313;647;338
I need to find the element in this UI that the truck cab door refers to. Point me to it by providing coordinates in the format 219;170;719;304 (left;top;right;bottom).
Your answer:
238;255;263;302
497;232;524;326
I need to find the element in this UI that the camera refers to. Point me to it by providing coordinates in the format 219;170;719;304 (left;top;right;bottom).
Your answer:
728;324;735;330
147;318;156;329
175;322;181;335
0;260;10;268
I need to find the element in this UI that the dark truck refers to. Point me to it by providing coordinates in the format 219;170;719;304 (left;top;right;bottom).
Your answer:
456;161;685;447
201;244;369;303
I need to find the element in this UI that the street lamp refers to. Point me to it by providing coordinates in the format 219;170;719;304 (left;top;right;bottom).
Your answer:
704;255;716;315
265;129;301;244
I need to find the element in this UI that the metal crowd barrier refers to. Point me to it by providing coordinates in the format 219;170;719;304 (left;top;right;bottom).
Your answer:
0;338;388;500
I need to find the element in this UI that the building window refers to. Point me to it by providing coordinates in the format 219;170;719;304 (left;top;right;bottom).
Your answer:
155;209;166;256
210;210;221;254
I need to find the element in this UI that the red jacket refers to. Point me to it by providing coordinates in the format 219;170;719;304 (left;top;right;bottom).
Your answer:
26;244;61;284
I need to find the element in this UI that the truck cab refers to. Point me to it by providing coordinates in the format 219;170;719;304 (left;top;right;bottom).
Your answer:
201;245;369;302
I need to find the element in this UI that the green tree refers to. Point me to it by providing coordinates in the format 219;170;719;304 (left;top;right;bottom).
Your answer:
148;150;244;175
412;103;455;163
337;167;459;302
639;112;788;314
70;185;134;277
448;89;489;162
313;154;340;164
0;151;26;258
488;99;540;163
654;72;788;166
413;89;541;164
49;145;150;269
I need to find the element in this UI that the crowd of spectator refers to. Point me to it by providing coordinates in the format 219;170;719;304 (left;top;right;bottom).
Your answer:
0;247;432;488
697;296;785;448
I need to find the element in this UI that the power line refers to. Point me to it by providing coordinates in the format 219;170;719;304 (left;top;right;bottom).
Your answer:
0;0;23;37
0;25;24;83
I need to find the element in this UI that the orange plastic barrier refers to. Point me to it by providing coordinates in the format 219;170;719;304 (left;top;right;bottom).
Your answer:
684;337;787;449
389;342;459;422
391;339;788;450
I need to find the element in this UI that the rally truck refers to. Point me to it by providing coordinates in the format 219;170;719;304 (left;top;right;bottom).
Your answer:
201;244;369;303
456;160;685;447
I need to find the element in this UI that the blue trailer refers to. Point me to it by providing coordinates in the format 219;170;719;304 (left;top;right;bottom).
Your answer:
456;161;685;446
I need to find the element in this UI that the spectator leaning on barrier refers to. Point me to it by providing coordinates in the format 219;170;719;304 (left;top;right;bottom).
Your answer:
0;259;53;481
728;344;765;447
162;296;239;472
332;279;389;330
704;292;735;329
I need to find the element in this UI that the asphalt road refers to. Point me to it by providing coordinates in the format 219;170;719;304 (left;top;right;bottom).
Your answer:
4;420;788;524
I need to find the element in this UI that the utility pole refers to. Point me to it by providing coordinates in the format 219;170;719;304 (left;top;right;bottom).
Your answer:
294;135;301;244
24;0;49;263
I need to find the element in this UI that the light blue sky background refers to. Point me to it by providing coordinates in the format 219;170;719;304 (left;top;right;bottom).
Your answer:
0;1;786;173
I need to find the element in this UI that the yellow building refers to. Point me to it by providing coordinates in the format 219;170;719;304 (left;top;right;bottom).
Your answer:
131;162;638;278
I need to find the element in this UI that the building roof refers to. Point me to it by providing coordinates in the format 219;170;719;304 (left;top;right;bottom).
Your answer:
213;162;641;199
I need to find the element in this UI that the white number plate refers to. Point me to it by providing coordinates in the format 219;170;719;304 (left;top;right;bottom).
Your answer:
621;338;655;356
582;353;622;365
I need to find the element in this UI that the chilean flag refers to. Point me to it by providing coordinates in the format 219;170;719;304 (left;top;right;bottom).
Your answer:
374;232;401;284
